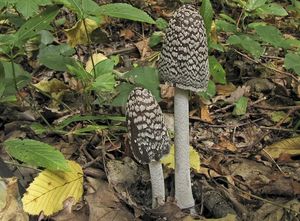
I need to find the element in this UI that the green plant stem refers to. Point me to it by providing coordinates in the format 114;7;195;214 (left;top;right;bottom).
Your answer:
10;57;18;93
82;18;96;79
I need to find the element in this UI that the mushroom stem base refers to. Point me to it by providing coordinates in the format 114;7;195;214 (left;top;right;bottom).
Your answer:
149;161;165;208
174;87;194;209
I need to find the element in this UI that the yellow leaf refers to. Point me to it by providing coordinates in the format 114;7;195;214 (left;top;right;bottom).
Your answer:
85;53;107;73
65;18;98;47
160;144;200;172
22;161;83;216
264;136;300;159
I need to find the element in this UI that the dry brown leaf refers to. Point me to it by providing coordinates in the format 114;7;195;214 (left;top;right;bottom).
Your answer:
216;83;237;96
85;178;134;221
264;136;300;159
215;136;237;152
160;84;174;99
120;28;135;40
225;86;250;103
200;105;213;123
134;38;151;59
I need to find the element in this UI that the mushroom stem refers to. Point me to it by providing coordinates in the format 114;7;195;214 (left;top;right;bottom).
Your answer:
149;161;165;208
174;87;194;209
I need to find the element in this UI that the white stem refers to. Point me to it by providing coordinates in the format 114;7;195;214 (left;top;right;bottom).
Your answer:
149;161;165;208
174;87;194;209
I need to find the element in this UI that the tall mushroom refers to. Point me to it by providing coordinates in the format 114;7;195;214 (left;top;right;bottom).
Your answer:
125;87;170;208
158;4;209;209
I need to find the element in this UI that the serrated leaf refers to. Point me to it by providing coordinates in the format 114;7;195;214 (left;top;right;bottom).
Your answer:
92;72;115;92
111;82;135;106
227;34;264;59
254;25;291;49
124;67;161;101
209;56;226;84
233;96;248;116
265;137;300;159
93;59;115;77
65;18;98;47
200;0;214;34
97;3;155;24
285;53;300;75
4;139;69;171
22;160;83;216
15;6;59;46
160;145;200;172
38;44;76;71
256;3;288;16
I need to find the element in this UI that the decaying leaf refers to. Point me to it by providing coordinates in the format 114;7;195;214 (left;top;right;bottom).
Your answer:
22;161;83;216
65;18;99;47
161;144;200;172
264;136;300;159
201;105;213;123
0;177;28;221
85;53;108;73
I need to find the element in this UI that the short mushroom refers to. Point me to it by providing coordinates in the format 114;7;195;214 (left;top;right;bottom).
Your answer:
158;4;209;209
125;87;170;208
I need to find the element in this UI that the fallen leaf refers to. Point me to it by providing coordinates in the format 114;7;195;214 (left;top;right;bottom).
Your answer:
264;136;300;159
0;177;29;221
120;28;135;40
215;136;237;152
22;161;83;216
65;18;99;47
85;53;107;73
134;38;152;59
200;105;213;123
216;83;236;96
225;86;250;104
161;145;200;172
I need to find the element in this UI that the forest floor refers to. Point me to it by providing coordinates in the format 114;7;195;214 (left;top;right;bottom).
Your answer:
0;0;300;221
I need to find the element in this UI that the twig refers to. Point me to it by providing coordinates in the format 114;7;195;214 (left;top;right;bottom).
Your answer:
83;155;102;168
4;160;42;172
260;126;300;132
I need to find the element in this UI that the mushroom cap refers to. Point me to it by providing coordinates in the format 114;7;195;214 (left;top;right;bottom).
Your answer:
125;87;170;164
158;4;209;92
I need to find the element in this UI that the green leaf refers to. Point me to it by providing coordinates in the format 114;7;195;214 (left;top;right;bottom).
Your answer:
92;73;115;92
124;66;161;101
97;3;155;24
111;82;135;106
53;0;100;18
57;114;125;129
209;56;226;84
0;62;5;98
233;96;248;116
215;20;237;33
254;25;291;49
200;0;214;34
1;61;31;96
0;34;17;55
285;53;300;75
246;0;267;11
270;111;291;123
4;139;69;171
67;62;92;81
155;18;168;31
199;80;216;100
15;6;59;46
39;30;54;45
15;0;52;18
38;44;76;71
227;34;264;59
256;3;288;16
149;31;163;47
92;59;114;77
